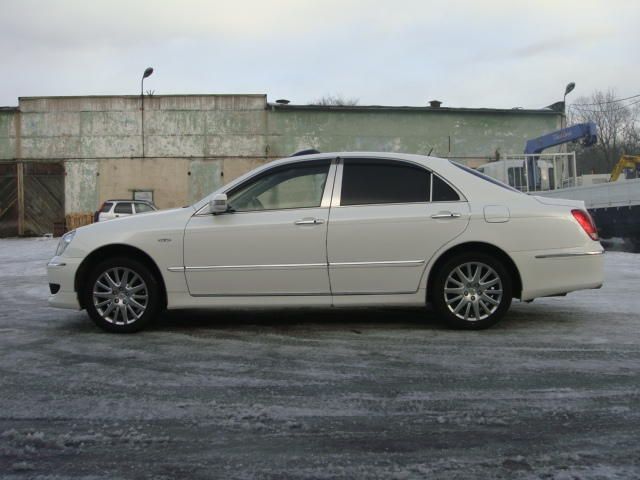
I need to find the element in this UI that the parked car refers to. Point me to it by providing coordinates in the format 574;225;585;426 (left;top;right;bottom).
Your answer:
48;152;604;333
94;200;157;222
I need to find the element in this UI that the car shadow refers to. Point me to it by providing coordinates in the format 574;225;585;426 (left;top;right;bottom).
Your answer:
149;306;443;333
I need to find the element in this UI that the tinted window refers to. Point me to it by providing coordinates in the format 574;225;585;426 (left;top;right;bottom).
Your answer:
432;175;460;201
135;203;154;213
114;203;133;214
228;160;330;212
100;202;113;213
341;160;430;206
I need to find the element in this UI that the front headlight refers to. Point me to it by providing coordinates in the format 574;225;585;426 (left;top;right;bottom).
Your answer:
55;230;76;256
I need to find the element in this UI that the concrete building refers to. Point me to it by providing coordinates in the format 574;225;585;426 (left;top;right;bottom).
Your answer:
0;94;562;236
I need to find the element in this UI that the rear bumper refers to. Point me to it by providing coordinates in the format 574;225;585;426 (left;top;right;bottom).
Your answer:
47;256;82;310
513;246;605;301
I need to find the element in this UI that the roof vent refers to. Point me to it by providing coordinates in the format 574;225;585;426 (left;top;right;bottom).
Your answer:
275;99;290;105
429;100;442;108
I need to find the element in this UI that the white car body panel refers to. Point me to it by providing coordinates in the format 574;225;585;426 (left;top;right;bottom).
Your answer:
183;207;331;297
47;152;604;313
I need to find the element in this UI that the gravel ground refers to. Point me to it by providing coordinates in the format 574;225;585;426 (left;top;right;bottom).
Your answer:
1;238;639;479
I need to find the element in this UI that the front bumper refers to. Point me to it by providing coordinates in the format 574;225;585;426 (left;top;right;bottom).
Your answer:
47;256;83;310
512;246;605;301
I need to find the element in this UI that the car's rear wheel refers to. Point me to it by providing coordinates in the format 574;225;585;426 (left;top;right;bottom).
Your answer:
83;257;160;333
432;252;512;329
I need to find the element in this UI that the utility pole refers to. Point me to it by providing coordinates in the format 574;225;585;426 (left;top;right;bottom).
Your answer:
141;67;154;157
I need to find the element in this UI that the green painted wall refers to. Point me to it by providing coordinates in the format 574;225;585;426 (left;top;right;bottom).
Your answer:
0;95;562;214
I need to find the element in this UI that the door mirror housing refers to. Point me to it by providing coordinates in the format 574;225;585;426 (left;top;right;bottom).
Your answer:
209;193;229;214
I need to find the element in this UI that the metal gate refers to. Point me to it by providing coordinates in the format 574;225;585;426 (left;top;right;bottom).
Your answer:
0;162;64;237
0;163;18;237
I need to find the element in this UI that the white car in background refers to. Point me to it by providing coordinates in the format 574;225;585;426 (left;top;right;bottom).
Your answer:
95;200;157;222
48;152;604;333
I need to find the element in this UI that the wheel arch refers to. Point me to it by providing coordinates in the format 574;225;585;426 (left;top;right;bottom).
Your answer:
426;242;522;302
75;243;168;310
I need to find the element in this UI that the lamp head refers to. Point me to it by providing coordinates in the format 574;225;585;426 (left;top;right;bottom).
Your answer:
564;82;575;96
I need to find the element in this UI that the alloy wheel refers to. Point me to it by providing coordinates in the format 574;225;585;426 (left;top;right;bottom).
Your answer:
92;267;149;325
443;261;503;322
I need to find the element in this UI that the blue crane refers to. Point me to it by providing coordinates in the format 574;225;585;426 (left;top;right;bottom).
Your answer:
525;122;598;187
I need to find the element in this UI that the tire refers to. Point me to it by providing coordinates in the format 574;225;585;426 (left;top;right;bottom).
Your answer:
431;252;513;330
83;256;161;333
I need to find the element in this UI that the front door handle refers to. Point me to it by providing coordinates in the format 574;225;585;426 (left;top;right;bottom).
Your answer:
431;212;461;219
294;218;325;225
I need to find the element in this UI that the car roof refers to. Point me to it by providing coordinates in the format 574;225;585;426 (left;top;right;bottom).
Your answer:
105;199;154;204
192;150;523;211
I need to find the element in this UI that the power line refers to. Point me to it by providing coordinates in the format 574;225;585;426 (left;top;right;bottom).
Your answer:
569;98;640;114
569;93;640;107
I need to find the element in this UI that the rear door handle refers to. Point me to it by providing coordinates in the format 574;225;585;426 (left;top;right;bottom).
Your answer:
431;212;461;219
295;218;325;225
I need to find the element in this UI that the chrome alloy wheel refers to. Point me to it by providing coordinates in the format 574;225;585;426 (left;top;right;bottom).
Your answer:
443;262;503;322
92;267;148;325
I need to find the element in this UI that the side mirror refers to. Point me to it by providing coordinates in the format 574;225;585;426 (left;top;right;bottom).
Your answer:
209;193;229;214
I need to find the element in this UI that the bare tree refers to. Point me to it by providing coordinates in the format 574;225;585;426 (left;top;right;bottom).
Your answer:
311;94;359;106
569;89;639;173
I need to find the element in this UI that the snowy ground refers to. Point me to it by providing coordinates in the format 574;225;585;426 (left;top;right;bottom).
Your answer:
1;238;639;479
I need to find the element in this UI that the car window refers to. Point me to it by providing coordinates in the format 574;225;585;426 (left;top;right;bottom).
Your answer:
135;203;154;213
227;160;330;212
340;159;430;206
100;202;113;213
114;203;133;214
432;175;460;201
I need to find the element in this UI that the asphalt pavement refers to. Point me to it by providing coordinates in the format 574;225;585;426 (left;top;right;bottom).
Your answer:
1;238;639;479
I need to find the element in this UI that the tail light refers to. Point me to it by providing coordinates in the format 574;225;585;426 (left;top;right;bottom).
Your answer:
571;209;599;241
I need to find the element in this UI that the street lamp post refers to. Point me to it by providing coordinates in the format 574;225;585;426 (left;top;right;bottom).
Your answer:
141;67;154;157
562;81;576;130
563;82;575;113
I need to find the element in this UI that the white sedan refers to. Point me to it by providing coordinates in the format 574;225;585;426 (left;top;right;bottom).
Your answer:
47;152;604;332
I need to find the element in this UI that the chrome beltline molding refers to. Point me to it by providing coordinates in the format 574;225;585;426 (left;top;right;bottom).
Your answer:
535;251;604;259
168;259;425;272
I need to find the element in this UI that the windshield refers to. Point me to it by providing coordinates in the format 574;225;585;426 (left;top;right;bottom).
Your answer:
450;161;523;193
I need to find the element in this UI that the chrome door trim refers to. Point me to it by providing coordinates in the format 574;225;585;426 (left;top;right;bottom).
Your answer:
178;263;328;272
173;259;425;273
535;251;604;259
329;260;425;268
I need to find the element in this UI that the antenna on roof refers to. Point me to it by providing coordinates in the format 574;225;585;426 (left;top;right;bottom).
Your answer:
290;149;321;157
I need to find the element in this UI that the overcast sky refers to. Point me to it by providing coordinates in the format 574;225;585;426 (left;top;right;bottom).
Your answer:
1;0;638;109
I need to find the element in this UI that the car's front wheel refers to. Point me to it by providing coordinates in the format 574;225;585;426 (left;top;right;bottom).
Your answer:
83;257;161;333
432;252;512;330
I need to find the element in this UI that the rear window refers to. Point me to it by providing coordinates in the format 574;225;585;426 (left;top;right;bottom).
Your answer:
432;175;460;201
341;159;431;206
100;202;113;213
451;161;522;193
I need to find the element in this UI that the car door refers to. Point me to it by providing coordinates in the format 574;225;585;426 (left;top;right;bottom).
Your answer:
183;159;335;297
327;157;470;294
